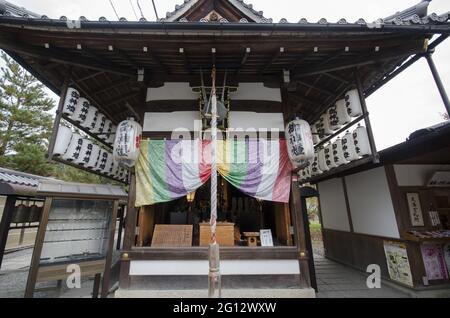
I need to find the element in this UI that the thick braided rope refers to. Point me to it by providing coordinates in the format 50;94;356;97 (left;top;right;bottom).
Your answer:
210;67;217;245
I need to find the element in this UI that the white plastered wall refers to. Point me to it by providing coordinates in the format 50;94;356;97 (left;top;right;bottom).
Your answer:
317;178;350;232
345;167;400;238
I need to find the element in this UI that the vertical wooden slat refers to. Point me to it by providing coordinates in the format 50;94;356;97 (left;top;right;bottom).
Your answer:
0;196;16;270
100;199;119;298
290;181;312;288
24;197;53;298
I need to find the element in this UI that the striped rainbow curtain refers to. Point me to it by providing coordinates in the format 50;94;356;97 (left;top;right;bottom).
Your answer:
135;139;292;207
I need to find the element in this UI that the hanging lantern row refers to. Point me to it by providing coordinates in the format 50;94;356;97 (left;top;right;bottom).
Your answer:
284;117;315;168
53;125;129;182
299;124;371;182
311;89;363;144
63;87;117;145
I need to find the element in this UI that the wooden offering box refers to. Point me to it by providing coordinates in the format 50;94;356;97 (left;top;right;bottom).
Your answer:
200;222;235;246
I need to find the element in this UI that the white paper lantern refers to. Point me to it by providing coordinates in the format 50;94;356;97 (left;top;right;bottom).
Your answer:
53;126;73;156
62;87;80;116
70;97;90;123
62;133;83;162
95;149;109;171
313;120;324;140
86;144;101;168
102;153;113;175
100;119;113;141
345;89;363;117
319;113;333;136
106;125;117;144
118;166;125;180
113;118;143;167
324;143;337;169
81;106;99;130
335;99;352;125
332;138;348;167
318;147;329;172
285;118;314;168
328;105;342;131
311;123;320;144
311;152;322;176
353;125;372;156
342;131;360;162
92;113;106;134
299;165;311;182
74;138;94;166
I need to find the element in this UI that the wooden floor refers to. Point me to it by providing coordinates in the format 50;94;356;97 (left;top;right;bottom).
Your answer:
314;254;410;298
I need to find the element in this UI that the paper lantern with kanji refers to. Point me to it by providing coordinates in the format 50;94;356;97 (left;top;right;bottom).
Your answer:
113;118;143;167
299;165;311;182
82;106;98;130
62;133;83;162
62;87;80;116
92;113;106;134
335;99;352;125
342;130;360;162
70;97;90;123
353;125;372;156
324;143;337;169
86;144;101;168
345;89;363;117
332;138;348;167
311;123;320;144
319;113;333;136
328;105;343;131
74;138;94;166
318;147;329;172
95;149;109;172
284;118;314;168
311;152;322;176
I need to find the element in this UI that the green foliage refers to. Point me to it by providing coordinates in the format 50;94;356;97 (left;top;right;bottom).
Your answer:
0;51;112;184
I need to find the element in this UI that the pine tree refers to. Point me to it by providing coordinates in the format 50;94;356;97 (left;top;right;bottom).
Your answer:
0;52;54;174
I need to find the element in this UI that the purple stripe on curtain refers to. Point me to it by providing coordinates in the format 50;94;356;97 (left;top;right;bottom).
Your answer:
164;140;187;199
240;140;263;196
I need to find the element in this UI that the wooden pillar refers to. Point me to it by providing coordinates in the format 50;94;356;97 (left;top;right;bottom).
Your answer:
0;196;16;270
426;53;450;116
47;71;72;159
354;69;379;163
290;181;311;289
119;172;137;289
100;200;119;298
116;207;124;250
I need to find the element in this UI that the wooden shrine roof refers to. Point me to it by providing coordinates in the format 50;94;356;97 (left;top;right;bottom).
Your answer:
0;1;449;124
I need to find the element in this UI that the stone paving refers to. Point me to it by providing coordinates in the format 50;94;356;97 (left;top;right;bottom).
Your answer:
314;254;410;298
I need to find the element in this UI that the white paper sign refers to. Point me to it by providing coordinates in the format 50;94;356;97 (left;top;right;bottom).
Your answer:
406;193;424;227
429;211;441;227
260;229;274;247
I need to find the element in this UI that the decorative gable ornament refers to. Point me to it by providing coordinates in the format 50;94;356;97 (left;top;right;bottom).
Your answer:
113;118;143;167
345;89;363;117
284;117;314;168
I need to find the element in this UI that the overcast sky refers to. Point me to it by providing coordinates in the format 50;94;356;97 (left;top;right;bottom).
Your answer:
7;0;450;150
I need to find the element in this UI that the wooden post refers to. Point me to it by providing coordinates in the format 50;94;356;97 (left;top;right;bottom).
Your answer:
0;196;16;270
426;53;450;116
290;181;311;289
47;71;72;159
24;197;52;298
92;273;101;298
119;172;137;289
354;69;379;163
116;207;124;250
100;199;119;298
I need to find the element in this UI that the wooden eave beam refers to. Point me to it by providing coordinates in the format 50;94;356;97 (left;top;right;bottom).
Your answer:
294;79;335;97
93;79;133;96
0;38;135;77
261;47;284;73
293;48;425;79
102;92;141;107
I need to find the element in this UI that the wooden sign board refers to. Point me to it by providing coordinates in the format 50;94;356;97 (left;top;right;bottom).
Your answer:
406;193;425;227
151;224;193;247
